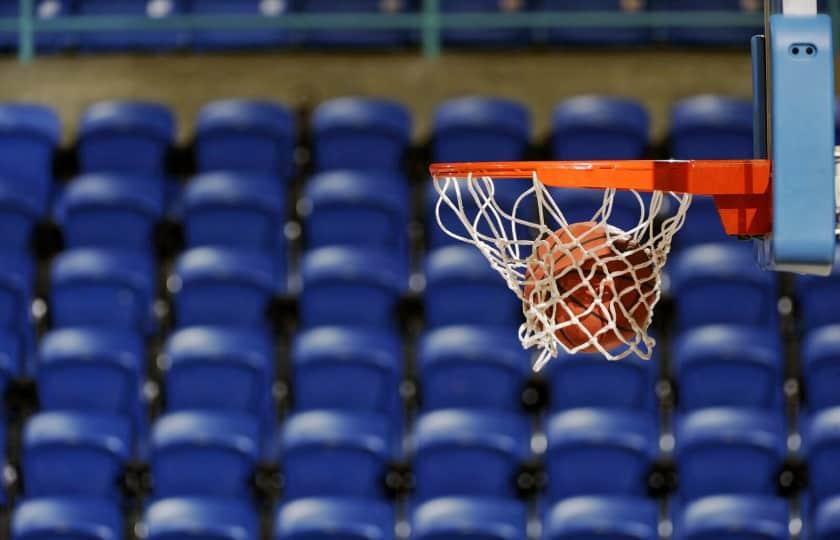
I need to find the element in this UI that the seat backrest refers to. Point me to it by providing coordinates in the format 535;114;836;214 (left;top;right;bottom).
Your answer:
815;496;840;540
145;496;258;540
806;407;840;503
796;249;840;333
675;495;789;540
669;95;753;159
12;497;124;540
544;496;658;540
276;497;395;540
551;96;649;160
433;97;531;162
0;252;34;331
803;325;840;411
412;496;527;540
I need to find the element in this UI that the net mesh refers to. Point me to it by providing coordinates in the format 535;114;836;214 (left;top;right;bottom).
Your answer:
433;173;693;371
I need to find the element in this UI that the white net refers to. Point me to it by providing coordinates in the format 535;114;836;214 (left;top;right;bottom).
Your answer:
433;173;693;371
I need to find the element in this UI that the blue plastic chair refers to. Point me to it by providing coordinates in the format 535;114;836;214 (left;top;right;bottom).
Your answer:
803;325;840;411
77;0;188;51
57;174;165;251
145;497;259;540
670;243;778;331
441;0;531;46
312;97;412;171
280;411;393;499
546;409;656;499
303;170;409;251
675;496;789;540
673;326;782;410
419;326;531;411
182;172;286;254
297;0;415;47
413;409;530;500
0;252;34;335
0;1;77;52
806;407;840;503
545;188;650;233
551;96;649;160
0;330;20;401
78;101;175;175
424;246;521;328
276;497;395;540
539;1;650;46
23;411;132;497
676;408;785;500
796;251;840;334
544;496;658;540
433;97;531;162
412;497;527;540
545;347;656;411
300;247;405;328
151;411;260;497
195;99;296;179
50;249;156;333
815;496;840;540
12;497;123;540
293;326;402;416
650;0;762;47
173;247;282;328
190;0;290;50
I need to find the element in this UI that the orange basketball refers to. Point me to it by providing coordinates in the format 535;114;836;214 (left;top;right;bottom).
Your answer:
523;221;655;353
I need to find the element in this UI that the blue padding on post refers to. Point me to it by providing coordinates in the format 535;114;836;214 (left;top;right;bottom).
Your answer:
412;497;527;540
545;496;658;540
276;498;395;540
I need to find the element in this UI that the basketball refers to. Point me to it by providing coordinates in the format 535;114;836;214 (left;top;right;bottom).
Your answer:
523;221;655;353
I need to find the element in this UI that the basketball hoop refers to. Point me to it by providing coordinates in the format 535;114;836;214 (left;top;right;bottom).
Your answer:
429;159;771;370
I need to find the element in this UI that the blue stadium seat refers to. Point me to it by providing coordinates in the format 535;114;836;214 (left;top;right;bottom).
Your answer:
299;247;404;328
544;496;658;540
145;497;259;540
163;326;273;416
545;188;649;233
546;409;656;499
539;1;650;46
651;0;762;47
670;243;777;331
78;101;175;175
0;252;33;339
675;496;789;540
796;252;840;333
297;0;415;47
803;325;840;411
23;411;132;497
673;326;782;410
441;0;530;46
312;97;412;171
433;97;531;162
12;497;123;540
815;496;840;540
806;407;840;503
0;1;77;52
182;172;286;254
78;0;188;51
173;247;282;328
151;411;260;497
424;246;521;328
412;497;527;540
276;497;395;540
545;348;655;411
57;174;165;251
413;409;530;499
292;327;401;415
0;419;4;502
190;0;290;50
418;326;531;411
303;170;409;251
50;249;156;333
551;96;649;160
281;411;392;499
676;408;785;500
0;330;20;400
195;99;296;178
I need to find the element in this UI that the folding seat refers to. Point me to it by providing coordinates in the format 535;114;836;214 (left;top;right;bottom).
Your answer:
796;253;840;333
676;408;785;500
172;247;282;328
546;409;656;499
12;497;123;540
50;249;156;333
412;497;527;540
151;411;260;497
302;170;409;252
650;0;762;47
803;326;840;411
815;496;840;540
190;0;290;50
195;99;296;179
670;243;778;331
145;497;259;540
78;0;188;51
182;172;286;254
539;1;650;46
312;97;412;171
57;174;165;251
297;0;415;48
545;348;655;411
675;495;789;540
280;411;393;499
292;326;401;415
424;246;521;328
544;496;658;540
23;411;132;497
433;97;531;162
673;326;782;410
551;96;649;160
276;497;394;540
413;409;530;499
418;326;531;411
806;407;840;502
299;247;404;328
440;0;531;47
